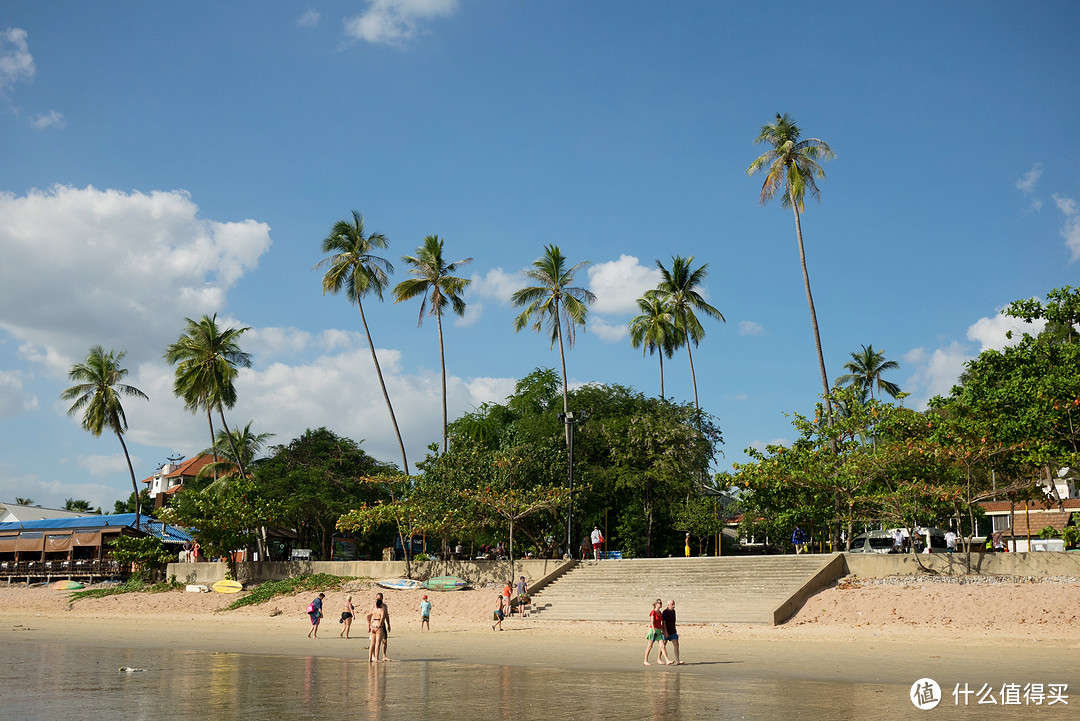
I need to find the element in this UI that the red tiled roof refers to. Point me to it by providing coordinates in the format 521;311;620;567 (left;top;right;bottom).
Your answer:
142;454;232;485
1004;510;1074;535
980;498;1080;513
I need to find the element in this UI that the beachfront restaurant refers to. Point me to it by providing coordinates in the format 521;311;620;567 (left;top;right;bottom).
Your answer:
0;513;193;583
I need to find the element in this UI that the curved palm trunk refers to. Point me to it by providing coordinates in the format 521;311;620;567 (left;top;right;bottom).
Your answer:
436;310;448;455
554;305;571;447
659;353;665;399
791;200;833;424
216;408;248;479
357;300;410;474
686;343;699;411
206;406;218;482
117;432;141;529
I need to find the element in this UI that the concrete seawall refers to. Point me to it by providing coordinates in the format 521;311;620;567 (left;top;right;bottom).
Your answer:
844;550;1080;577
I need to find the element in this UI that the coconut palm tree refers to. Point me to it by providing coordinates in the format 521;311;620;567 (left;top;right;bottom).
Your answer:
61;346;148;527
837;344;901;401
653;256;725;412
511;244;596;442
14;497;36;507
747;113;836;419
164;314;252;479
393;235;473;454
629;293;680;399
316;211;409;474
198;421;275;492
64;498;92;512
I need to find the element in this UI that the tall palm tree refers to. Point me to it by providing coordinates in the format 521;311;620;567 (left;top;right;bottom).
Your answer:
61;346;148;527
164;314;252;479
316;211;409;474
837;344;901;401
747;112;836;419
64;498;92;512
14;497;36;506
628;293;680;399
653;256;725;411
511;244;596;442
393;235;473;454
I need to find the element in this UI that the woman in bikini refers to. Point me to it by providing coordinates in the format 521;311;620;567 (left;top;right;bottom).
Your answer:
339;595;355;639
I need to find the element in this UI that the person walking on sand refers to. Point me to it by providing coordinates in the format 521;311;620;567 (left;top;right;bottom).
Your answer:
591;526;604;560
307;592;325;639
792;525;808;554
684;533;692;557
420;594;432;632
339;595;355;638
661;599;684;665
366;593;390;662
643;599;670;666
492;594;505;631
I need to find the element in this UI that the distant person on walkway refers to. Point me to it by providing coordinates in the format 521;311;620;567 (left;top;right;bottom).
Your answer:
307;592;325;639
420;594;432;632
685;533;692;557
515;575;529;617
792;526;808;554
591;526;604;560
580;537;591;560
492;594;505;631
340;595;355;639
661;599;683;665
892;529;905;554
643;599;670;666
945;530;958;554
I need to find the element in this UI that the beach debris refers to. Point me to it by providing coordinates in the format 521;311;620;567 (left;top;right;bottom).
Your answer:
119;667;145;673
185;584;210;593
268;608;281;617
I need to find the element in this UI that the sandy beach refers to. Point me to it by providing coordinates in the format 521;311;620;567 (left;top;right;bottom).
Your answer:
3;576;1079;686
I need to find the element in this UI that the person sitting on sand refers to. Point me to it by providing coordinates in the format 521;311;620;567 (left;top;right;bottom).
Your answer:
340;595;355;639
643;599;670;666
661;599;683;665
492;594;505;631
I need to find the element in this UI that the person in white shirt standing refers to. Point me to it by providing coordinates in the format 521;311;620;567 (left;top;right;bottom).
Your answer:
590;526;604;560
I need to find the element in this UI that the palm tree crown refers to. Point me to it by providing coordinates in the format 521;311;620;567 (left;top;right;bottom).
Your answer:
654;255;725;411
316;210;409;474
393;235;472;454
61;346;148;525
164;314;252;477
747;113;836;424
198;421;275;492
512;244;596;430
629;293;680;399
837;344;901;401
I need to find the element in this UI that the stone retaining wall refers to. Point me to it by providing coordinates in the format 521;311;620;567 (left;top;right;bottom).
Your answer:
843;550;1080;578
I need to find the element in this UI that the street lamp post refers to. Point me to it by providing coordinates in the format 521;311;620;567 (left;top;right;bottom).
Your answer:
558;411;587;556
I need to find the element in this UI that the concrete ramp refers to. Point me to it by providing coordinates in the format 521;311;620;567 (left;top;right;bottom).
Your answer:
530;554;844;625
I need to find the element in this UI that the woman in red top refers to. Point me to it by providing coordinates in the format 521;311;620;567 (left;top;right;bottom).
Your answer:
643;598;670;665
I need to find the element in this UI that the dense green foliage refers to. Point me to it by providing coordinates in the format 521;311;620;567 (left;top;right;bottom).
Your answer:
225;573;351;610
69;578;180;602
108;534;176;580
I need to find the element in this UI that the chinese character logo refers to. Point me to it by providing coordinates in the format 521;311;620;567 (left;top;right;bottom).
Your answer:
911;678;942;710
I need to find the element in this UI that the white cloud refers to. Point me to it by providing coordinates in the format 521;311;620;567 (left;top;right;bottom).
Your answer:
589;316;627;343
903;347;928;365
738;320;764;336
29;109;64;129
245;326;314;356
1016;163;1043;195
967;312;1044;352
74;454;138;478
746;438;790;453
297;10;321;27
1053;193;1080;260
0;368;37;421
586;255;660;314
465;376;516;407
0;185;272;374
344;0;459;46
469;268;520;304
0;28;34;93
0;462;125;511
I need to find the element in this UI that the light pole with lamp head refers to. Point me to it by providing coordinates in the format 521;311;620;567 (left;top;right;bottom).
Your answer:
558;410;587;557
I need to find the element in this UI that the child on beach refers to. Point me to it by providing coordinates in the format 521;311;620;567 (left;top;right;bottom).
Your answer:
420;595;432;631
492;594;505;631
643;598;669;666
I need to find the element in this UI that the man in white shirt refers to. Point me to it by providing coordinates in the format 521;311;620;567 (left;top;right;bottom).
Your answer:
590;526;603;560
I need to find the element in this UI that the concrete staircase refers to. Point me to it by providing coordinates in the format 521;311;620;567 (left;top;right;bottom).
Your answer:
529;554;844;626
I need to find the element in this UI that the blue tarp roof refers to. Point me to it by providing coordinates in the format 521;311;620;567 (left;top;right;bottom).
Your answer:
0;513;194;544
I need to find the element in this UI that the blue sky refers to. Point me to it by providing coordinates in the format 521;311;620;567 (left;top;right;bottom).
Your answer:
0;1;1078;511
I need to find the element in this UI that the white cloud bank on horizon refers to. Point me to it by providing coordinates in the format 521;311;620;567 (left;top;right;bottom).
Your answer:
344;0;459;46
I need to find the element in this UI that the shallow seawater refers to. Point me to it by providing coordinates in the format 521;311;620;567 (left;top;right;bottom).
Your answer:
1;643;1071;720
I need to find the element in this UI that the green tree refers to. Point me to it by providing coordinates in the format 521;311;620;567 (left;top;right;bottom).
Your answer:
651;255;725;411
61;346;149;527
63;498;92;512
629;293;679;399
114;489;152;515
317;211;409;474
512;244;596;444
198;421;275;491
108;535;175;581
837;344;901;400
747;113;836;421
393;235;472;454
164;314;252;480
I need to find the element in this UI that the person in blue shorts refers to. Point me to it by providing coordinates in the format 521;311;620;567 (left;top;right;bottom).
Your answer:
661;599;683;665
307;592;325;638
